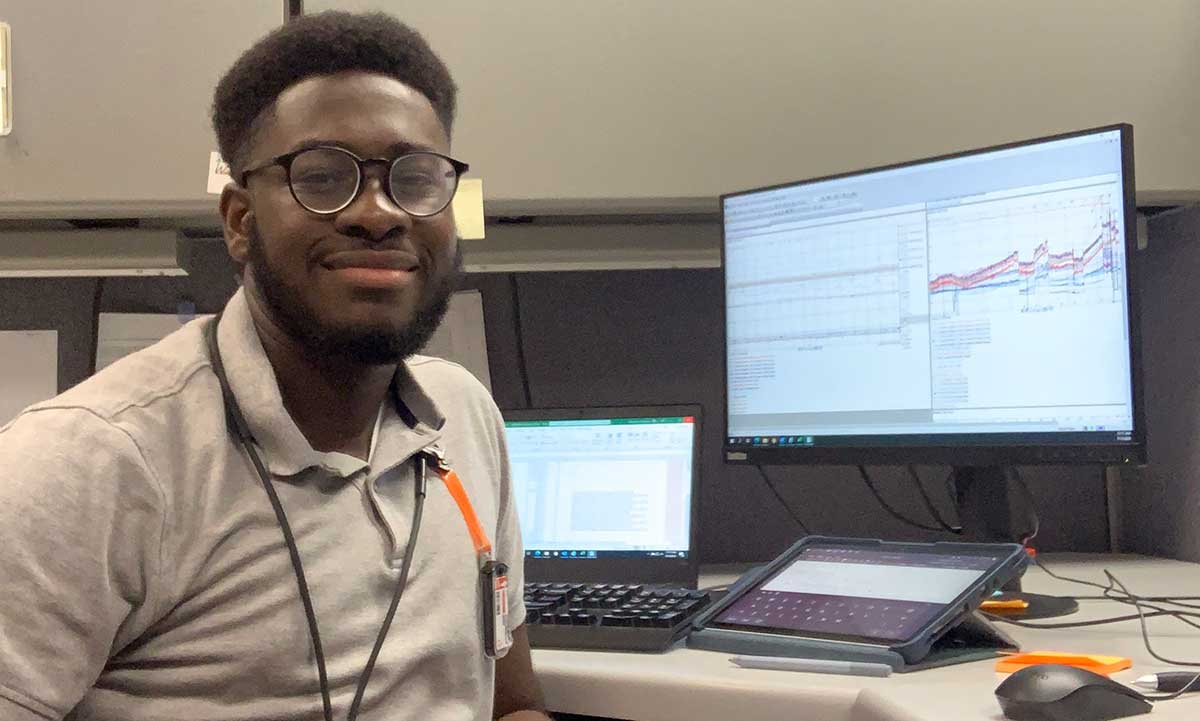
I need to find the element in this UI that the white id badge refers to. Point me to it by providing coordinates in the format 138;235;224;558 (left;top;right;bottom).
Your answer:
481;560;513;658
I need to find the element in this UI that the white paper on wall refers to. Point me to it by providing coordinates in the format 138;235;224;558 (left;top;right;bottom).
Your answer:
96;313;212;372
0;330;58;425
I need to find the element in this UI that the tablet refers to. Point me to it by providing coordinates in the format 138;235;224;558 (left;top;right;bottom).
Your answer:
697;537;1027;662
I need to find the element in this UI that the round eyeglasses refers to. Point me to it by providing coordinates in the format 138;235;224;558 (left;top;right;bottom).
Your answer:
240;146;470;217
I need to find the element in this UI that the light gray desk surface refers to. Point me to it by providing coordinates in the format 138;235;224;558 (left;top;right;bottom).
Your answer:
530;554;1200;721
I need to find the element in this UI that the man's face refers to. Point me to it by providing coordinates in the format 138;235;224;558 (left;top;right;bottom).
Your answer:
230;71;460;364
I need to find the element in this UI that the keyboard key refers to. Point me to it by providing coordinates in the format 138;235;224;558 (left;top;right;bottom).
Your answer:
600;614;636;627
654;611;683;627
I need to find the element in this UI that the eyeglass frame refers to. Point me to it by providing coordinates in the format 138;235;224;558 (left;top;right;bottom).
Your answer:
239;145;470;217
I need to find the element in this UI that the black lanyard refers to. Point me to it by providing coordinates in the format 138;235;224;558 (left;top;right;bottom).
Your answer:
205;316;425;721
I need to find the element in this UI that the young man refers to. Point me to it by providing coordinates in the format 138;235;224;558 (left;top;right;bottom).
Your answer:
0;12;548;721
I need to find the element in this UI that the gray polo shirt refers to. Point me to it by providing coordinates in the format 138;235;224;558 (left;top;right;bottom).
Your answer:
0;288;525;721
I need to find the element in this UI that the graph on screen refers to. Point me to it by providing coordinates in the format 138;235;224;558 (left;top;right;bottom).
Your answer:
724;127;1136;441
725;207;932;417
928;185;1124;319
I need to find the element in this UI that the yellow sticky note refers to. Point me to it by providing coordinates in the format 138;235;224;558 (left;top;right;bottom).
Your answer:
452;178;485;240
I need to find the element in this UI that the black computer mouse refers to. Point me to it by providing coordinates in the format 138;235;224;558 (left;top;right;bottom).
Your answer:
995;664;1153;721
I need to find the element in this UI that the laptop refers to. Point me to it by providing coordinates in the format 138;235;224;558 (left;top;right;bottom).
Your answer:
503;405;702;589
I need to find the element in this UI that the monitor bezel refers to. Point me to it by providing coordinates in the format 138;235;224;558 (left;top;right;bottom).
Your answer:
720;123;1145;467
502;404;703;586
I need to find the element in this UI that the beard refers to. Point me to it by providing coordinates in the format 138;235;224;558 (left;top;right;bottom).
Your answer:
245;221;462;365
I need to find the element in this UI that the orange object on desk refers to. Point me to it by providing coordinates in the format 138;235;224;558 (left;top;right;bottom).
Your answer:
981;598;1030;614
996;651;1133;676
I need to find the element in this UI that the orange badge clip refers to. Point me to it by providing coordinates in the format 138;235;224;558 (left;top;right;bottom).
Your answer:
429;451;493;561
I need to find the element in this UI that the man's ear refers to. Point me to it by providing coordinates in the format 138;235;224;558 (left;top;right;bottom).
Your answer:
219;183;254;265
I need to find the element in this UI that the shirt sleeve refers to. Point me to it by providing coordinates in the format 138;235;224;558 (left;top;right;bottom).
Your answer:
0;407;166;720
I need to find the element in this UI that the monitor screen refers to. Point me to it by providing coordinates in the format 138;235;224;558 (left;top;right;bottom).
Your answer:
505;413;698;560
723;125;1142;465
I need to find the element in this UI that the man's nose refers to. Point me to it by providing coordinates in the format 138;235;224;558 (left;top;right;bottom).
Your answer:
335;174;413;242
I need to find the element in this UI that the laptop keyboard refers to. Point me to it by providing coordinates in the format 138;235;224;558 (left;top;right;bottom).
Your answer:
524;582;712;652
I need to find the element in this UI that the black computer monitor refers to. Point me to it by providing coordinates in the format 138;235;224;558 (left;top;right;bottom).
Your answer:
721;124;1144;541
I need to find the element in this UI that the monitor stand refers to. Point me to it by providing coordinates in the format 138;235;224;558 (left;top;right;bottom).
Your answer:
952;465;1079;619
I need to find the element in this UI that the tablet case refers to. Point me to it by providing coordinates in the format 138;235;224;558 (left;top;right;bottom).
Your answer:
688;610;1018;672
686;537;1024;672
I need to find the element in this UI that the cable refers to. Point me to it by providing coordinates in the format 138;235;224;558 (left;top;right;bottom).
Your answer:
1011;556;1200;622
88;277;107;376
756;465;811;536
984;557;1200;702
1009;467;1040;546
856;465;944;533
905;465;962;534
987;609;1200;631
508;274;534;408
1073;594;1200;605
1038;556;1200;609
1034;554;1115;592
1102;572;1200;701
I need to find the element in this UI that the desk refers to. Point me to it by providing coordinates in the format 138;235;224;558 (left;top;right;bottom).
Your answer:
531;554;1200;721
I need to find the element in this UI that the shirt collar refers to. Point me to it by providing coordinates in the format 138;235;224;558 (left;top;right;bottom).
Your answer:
216;288;445;478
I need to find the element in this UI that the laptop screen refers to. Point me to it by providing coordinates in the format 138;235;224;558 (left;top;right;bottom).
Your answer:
505;410;698;563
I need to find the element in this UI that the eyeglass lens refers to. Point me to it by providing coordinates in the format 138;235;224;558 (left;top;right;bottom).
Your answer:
289;147;460;216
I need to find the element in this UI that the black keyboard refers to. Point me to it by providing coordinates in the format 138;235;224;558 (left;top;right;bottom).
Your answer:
523;582;712;652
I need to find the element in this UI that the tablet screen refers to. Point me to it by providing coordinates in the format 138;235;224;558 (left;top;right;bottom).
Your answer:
712;545;1006;642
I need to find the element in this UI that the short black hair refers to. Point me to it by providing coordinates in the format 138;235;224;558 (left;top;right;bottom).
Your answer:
212;11;457;178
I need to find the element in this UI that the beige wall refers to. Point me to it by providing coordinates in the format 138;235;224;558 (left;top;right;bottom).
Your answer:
3;1;1198;214
315;0;1200;209
0;0;279;217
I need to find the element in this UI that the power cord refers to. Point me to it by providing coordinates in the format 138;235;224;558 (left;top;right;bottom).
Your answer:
509;273;534;408
1103;572;1200;702
856;465;946;533
906;465;963;534
984;556;1200;702
87;277;107;376
1009;467;1040;546
756;465;811;536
